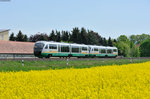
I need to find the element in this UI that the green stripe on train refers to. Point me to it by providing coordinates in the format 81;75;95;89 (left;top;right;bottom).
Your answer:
41;53;69;57
89;54;116;57
41;53;116;57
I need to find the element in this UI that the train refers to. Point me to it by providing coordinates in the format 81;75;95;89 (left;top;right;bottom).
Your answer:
34;41;118;58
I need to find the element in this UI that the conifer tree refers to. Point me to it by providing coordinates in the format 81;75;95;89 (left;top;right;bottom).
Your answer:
56;31;61;42
80;27;88;44
16;30;24;41
108;37;113;46
9;32;16;41
71;27;80;43
49;30;56;41
103;38;107;46
23;34;28;41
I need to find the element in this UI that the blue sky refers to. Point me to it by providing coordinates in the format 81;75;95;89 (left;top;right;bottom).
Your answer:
0;0;150;38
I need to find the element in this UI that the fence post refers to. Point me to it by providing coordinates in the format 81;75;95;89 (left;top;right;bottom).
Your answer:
66;59;69;66
22;60;24;66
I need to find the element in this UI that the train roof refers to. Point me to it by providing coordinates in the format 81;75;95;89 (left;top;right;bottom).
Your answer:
36;41;88;46
106;46;117;49
35;41;117;49
36;41;70;45
70;43;88;47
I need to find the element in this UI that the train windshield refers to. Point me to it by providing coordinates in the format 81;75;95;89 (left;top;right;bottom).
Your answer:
34;43;45;49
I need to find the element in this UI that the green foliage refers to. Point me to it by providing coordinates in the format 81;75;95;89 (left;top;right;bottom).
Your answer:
9;32;15;41
80;27;88;44
130;42;140;57
87;30;99;45
56;31;61;42
140;38;150;57
15;30;28;42
116;35;140;57
117;35;130;44
61;31;69;42
116;41;130;57
108;37;113;46
70;27;81;43
130;34;150;44
29;33;48;42
49;30;56;41
16;30;24;41
23;35;28;42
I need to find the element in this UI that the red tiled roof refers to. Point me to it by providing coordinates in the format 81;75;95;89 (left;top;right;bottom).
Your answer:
0;41;35;54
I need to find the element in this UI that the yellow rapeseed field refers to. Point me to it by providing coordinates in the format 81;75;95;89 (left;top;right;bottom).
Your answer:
0;62;150;99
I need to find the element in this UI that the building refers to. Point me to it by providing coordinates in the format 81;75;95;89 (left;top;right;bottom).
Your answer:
0;29;10;41
0;41;35;58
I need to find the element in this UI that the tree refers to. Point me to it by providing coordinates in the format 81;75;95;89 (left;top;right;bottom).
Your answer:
87;30;99;45
56;31;61;42
130;34;150;44
9;32;15;41
49;30;56;41
116;41;130;57
61;31;69;42
129;35;136;44
80;27;88;44
140;39;150;57
108;37;113;46
130;42;140;57
117;35;130;44
103;38;107;46
29;33;48;42
23;34;28;42
70;27;80;43
16;30;24;41
112;39;117;46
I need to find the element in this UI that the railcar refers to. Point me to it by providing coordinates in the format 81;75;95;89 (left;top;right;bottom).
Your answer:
88;45;118;58
34;41;118;58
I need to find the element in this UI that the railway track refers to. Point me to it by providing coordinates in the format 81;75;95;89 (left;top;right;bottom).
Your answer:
0;57;150;61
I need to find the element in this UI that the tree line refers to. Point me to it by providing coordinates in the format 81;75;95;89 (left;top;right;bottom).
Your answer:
9;27;114;46
9;27;150;57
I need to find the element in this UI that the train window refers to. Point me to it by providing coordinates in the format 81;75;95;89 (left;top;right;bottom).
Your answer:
101;49;106;54
61;45;69;52
99;49;101;53
72;46;80;53
107;49;112;54
94;48;98;51
45;45;48;49
49;44;57;49
82;47;87;51
113;49;117;52
35;43;44;48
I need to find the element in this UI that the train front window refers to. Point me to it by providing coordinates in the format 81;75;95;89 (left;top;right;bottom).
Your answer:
35;43;44;49
72;46;80;53
49;44;57;49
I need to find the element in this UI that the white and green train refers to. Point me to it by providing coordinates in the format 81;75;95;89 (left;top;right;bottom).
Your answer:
34;41;118;58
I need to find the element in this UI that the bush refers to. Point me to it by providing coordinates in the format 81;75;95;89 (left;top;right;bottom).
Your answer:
140;39;150;57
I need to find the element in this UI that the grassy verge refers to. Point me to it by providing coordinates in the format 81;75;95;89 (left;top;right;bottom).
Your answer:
0;58;150;72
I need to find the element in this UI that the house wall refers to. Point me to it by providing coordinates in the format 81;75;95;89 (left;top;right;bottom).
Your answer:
0;31;9;41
